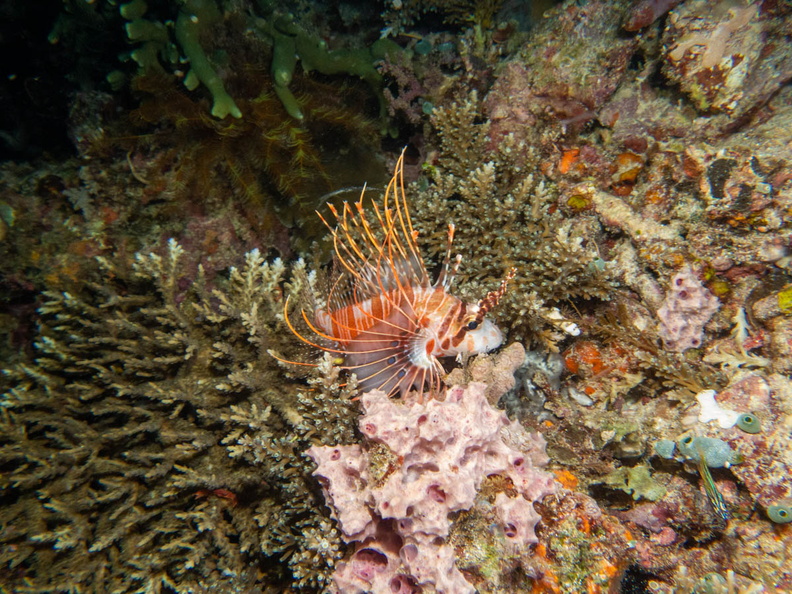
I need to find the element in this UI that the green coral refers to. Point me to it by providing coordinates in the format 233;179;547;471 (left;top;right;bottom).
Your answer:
175;0;242;119
111;0;389;217
118;0;401;123
120;1;176;73
0;242;357;592
120;0;241;119
253;11;400;125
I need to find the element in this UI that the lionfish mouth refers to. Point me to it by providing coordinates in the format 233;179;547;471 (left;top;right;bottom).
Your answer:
278;149;514;399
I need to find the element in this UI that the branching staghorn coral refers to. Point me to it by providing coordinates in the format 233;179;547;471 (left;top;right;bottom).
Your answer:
412;92;614;346
0;241;357;592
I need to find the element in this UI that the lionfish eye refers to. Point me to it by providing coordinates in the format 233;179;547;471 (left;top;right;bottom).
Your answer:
466;321;478;330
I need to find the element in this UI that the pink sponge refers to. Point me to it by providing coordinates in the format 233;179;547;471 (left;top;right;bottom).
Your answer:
657;265;719;352
306;382;557;594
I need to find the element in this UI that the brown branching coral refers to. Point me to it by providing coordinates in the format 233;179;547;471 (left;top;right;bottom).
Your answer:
412;92;614;346
0;242;357;592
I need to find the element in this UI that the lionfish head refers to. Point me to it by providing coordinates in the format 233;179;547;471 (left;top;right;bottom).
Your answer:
433;266;515;359
441;303;504;357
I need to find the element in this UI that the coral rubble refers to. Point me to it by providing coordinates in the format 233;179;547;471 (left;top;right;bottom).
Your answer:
663;0;792;117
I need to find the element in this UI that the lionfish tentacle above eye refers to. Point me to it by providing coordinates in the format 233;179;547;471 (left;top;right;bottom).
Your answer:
475;268;517;325
281;149;511;399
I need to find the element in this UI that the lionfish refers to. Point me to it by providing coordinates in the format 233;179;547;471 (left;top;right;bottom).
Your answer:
284;150;514;398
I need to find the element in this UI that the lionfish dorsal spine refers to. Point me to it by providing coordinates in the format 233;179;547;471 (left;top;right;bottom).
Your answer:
434;222;463;292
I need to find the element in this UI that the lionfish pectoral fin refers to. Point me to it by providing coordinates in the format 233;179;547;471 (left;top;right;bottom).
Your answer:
268;349;318;368
342;335;409;396
338;314;436;397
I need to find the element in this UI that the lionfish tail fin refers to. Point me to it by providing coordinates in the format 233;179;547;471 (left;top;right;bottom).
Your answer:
475;267;517;323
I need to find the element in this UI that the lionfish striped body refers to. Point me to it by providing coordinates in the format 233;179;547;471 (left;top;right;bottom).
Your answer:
286;151;513;398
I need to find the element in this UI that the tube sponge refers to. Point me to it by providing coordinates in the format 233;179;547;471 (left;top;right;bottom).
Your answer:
306;382;557;593
657;265;719;352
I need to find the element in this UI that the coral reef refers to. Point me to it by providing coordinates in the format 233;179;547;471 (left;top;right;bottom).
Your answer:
173;0;243;119
252;10;400;124
531;491;637;593
411;92;613;346
484;0;637;144
119;0;400;124
118;8;385;234
402;1;792;587
691;373;792;510
124;67;380;228
380;0;506;37
61;0;394;257
662;0;792;118
623;0;682;32
377;39;462;128
3;0;792;590
0;243;357;591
